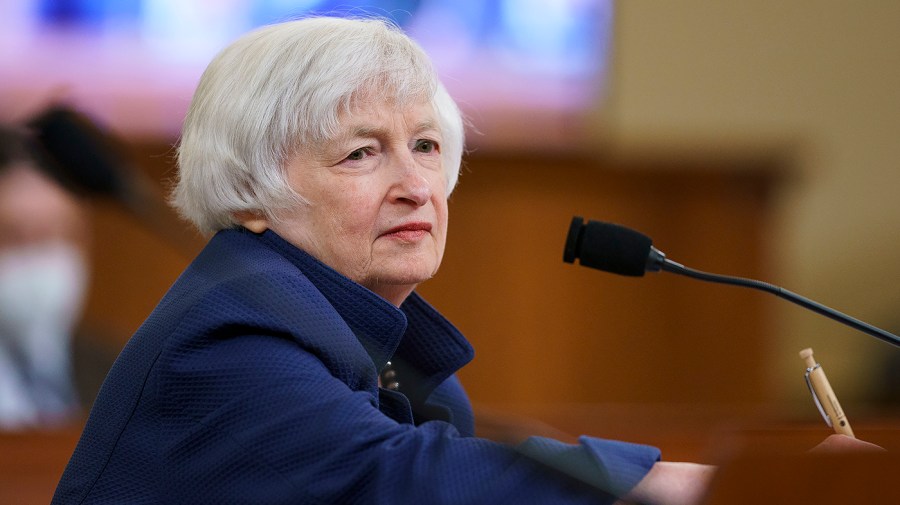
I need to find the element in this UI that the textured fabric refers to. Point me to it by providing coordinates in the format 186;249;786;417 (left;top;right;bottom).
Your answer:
53;228;660;504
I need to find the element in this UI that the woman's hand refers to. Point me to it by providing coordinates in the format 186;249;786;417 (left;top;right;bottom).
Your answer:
614;435;885;505
616;461;717;505
809;434;885;453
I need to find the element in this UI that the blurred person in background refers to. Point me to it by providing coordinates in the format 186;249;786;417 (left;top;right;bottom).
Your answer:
0;124;89;429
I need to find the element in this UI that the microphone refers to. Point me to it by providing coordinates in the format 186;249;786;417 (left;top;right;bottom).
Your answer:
563;216;900;348
27;106;131;200
25;105;203;257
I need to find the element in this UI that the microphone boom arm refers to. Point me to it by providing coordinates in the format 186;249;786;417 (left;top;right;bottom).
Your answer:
565;216;900;349
656;252;900;348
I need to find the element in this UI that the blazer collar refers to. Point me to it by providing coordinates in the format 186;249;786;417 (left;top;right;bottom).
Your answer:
257;229;474;399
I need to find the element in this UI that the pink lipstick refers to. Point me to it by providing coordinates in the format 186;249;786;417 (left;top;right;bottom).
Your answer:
381;222;431;241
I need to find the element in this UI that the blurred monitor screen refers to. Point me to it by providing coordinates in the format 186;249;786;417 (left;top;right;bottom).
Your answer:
0;0;613;148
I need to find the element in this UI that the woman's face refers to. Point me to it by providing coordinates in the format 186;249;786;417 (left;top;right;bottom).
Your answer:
246;98;449;306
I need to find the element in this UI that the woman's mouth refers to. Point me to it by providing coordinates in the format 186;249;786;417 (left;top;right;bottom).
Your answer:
381;222;432;241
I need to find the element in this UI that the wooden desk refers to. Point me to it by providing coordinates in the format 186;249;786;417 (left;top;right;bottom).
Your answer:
2;407;896;504
704;437;900;504
0;426;81;505
477;402;900;503
476;402;900;456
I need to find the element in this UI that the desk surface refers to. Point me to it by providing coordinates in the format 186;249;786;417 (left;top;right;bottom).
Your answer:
2;404;897;505
0;426;81;505
475;402;900;460
478;402;900;504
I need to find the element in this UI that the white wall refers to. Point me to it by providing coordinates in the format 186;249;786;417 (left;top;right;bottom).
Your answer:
595;0;900;411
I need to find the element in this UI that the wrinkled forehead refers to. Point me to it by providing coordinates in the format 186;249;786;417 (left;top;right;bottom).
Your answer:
307;96;439;156
286;72;438;160
345;85;437;121
343;77;435;121
330;85;437;132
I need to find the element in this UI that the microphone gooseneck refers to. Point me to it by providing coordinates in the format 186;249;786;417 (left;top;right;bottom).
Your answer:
564;216;900;348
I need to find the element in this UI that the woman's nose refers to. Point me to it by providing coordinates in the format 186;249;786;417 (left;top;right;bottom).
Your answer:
391;158;431;206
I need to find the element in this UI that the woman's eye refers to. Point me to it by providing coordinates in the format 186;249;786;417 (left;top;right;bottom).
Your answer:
415;140;438;153
345;148;368;161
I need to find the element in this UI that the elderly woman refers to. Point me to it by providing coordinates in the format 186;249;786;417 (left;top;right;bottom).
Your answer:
53;16;723;505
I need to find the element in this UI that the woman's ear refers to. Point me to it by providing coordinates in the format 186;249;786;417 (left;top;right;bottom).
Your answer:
234;211;269;234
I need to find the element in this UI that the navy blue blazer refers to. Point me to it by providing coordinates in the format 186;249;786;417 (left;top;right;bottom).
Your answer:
53;228;659;504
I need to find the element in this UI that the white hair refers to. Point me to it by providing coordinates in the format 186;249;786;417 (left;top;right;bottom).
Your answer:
172;16;465;234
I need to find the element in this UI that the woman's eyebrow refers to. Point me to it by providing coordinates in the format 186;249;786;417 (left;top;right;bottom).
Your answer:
345;119;440;140
347;125;383;139
413;119;441;136
315;118;442;156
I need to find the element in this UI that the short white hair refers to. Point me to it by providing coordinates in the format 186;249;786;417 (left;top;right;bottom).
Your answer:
173;16;465;234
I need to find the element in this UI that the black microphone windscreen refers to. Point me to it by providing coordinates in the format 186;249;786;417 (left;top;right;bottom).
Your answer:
564;217;653;277
27;106;129;198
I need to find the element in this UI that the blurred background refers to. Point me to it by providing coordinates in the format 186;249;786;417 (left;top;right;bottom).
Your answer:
1;0;898;502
